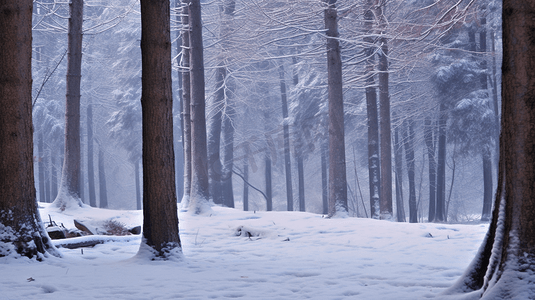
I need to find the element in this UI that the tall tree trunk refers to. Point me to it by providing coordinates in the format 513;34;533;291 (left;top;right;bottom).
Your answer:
87;103;96;207
98;146;108;209
424;117;437;222
0;0;58;258
363;0;380;219
265;155;273;211
324;0;347;217
321;139;329;215
79;138;84;204
207;66;224;204
481;146;493;222
38;131;46;203
135;159;141;210
435;102;447;222
490;30;500;167
393;119;405;222
221;104;235;208
279;64;294;211
54;0;84;210
446;2;535;296
402;119;417;223
180;0;192;209
377;2;392;219
188;0;210;214
175;0;184;203
297;156;305;212
50;148;58;201
140;0;181;257
242;145;249;211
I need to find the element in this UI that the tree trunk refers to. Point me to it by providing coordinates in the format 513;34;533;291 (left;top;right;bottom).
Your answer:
424;117;437;222
98;146;108;209
491;30;500;167
207;66;224;204
140;0;181;257
50;147;58;201
54;0;84;210
402;119;417;223
188;0;210;214
393;119;405;222
446;2;535;297
297;156;305;212
175;0;184;203
87;103;97;207
38;131;46;203
0;0;59;258
279;64;294;211
481;146;493;222
243;145;249;211
377;2;392;220
321;139;328;215
221;104;235;208
363;0;380;219
265;156;273;211
435;102;447;222
135;159;141;210
324;0;347;217
180;0;192;209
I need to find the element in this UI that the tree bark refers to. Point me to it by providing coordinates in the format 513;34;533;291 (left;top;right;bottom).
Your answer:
321;139;329;215
446;2;535;297
0;0;59;258
242;145;249;211
54;0;84;210
180;0;192;209
435;102;447;222
481;146;493;222
188;0;210;213
424;117;437;222
135;159;141;210
393;119;405;222
402;120;417;223
377;2;392;219
324;0;347;217
140;0;181;257
363;0;380;219
38;131;46;203
279;64;294;211
87;103;97;207
265;156;273;211
207;66;224;204
98;146;108;209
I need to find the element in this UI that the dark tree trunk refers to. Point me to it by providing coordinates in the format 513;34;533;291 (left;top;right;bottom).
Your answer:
0;0;58;258
207;66;224;204
79;140;84;203
87;103;97;207
188;0;210;213
324;0;347;217
321;140;329;215
377;3;392;219
393;119;405;222
54;0;84;210
491;30;500;167
243;145;249;211
363;0;380;219
98;146;108;209
135;159;141;210
140;0;181;257
424;117;437;222
435;102;447;222
279;64;294;211
38;131;46;203
221;104;235;208
180;0;192;208
481;147;493;222
402;120;417;223
297;156;305;212
265;156;273;211
446;3;535;297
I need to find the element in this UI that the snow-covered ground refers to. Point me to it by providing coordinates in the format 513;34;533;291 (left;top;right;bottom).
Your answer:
1;203;488;300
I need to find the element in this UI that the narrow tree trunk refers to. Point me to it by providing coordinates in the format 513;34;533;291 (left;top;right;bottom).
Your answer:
424;117;437;222
54;0;84;210
363;0;380;219
175;0;184;203
377;2;392;219
50;148;58;201
87;103;96;207
481;147;493;222
297;156;305;212
38;131;46;203
140;0;181;257
243;145;249;211
435;102;447;222
393;120;405;222
98;146;108;209
188;0;210;213
180;0;192;209
279;64;294;211
402;119;417;223
324;0;347;217
490;30;500;167
265;156;273;211
221;105;235;208
207;66;224;204
79;138;84;203
135;159;141;210
321;139;329;215
0;0;58;258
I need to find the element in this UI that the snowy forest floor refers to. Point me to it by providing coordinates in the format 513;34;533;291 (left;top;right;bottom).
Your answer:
1;203;488;300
